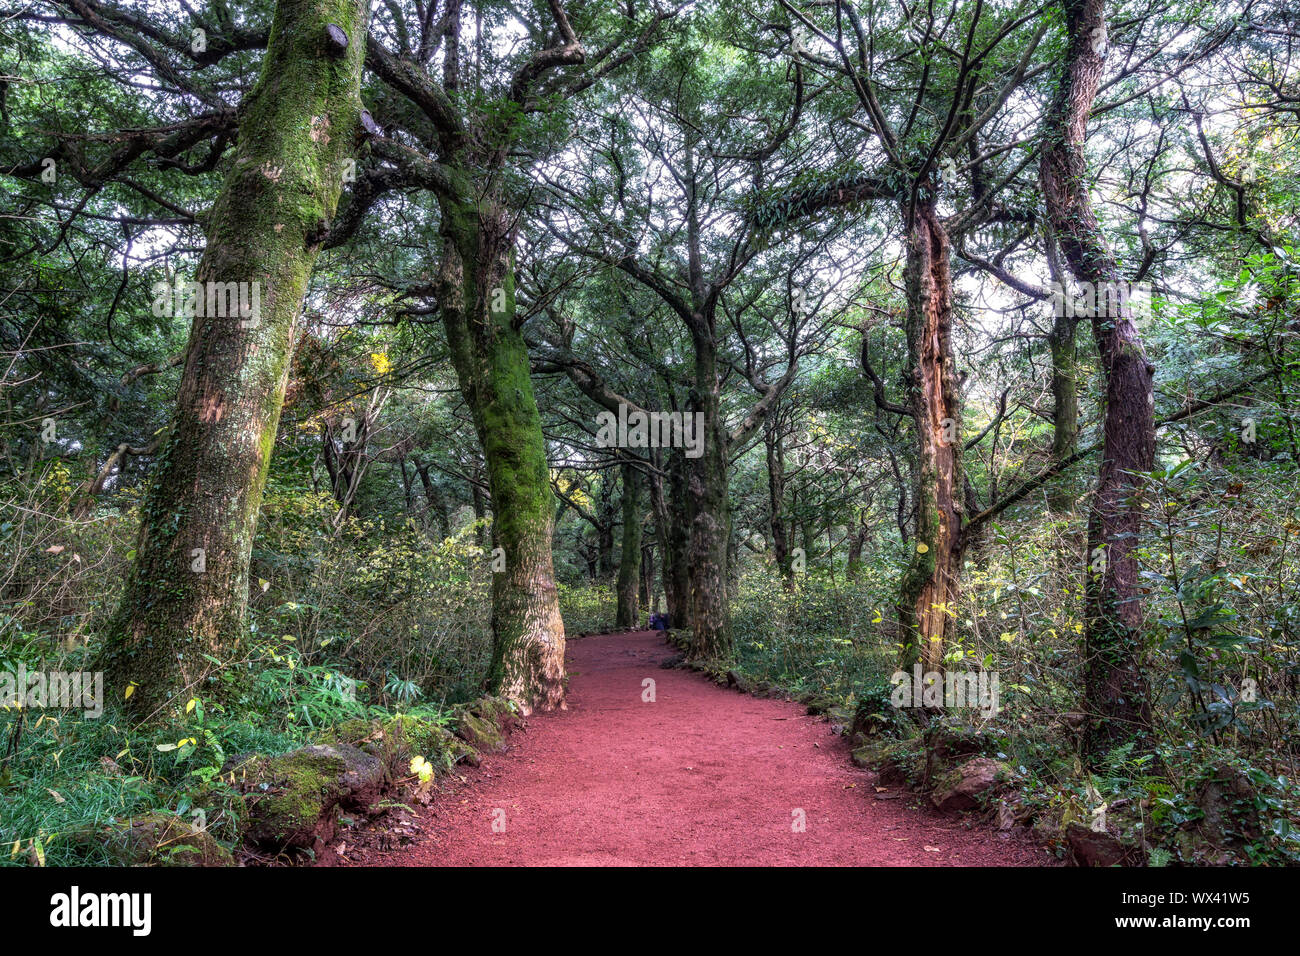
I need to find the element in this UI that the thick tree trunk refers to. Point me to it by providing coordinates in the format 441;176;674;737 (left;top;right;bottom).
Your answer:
1041;0;1156;755
99;0;369;716
896;200;964;673
687;326;732;659
436;200;566;714
616;462;643;627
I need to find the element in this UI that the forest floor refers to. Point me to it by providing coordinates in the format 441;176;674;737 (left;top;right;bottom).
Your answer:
340;630;1055;866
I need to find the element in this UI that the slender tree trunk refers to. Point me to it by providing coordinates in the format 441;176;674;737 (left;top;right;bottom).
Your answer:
436;199;565;713
471;478;487;545
413;458;452;539
1041;0;1155;755
764;414;793;585
846;511;869;581
896;200;964;673
99;0;369;716
596;473;616;577
1048;224;1081;513
662;447;692;629
616;462;643;627
640;541;654;613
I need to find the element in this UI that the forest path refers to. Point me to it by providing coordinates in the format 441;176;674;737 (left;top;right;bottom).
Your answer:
351;630;1050;866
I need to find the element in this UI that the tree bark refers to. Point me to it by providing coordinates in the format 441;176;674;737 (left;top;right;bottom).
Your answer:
1048;308;1081;512
686;325;733;659
412;456;452;539
846;510;869;581
1047;230;1080;513
99;0;370;716
1041;0;1155;755
616;461;643;627
764;413;793;585
896;200;964;673
436;198;566;714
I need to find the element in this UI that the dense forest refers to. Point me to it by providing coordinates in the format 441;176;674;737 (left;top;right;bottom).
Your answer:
1;0;1298;874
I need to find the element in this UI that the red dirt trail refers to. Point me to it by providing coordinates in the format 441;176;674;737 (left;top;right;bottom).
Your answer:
352;630;1053;866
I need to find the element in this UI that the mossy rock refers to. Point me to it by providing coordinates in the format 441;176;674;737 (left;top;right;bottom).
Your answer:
928;724;999;762
237;743;383;850
98;812;234;867
930;757;1009;812
1067;820;1143;867
826;704;855;732
851;738;919;786
665;628;692;652
387;714;477;768
725;669;754;694
450;696;520;754
686;658;730;686
799;691;838;716
319;715;475;775
455;710;506;754
468;696;517;731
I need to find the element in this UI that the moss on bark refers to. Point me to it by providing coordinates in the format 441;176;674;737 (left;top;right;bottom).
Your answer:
98;0;371;717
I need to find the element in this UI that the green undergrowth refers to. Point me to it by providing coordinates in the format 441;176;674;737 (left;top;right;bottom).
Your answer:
708;560;1300;866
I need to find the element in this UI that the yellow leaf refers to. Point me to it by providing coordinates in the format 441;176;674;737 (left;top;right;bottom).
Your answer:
9;841;19;858
916;543;929;554
186;698;197;714
124;682;138;700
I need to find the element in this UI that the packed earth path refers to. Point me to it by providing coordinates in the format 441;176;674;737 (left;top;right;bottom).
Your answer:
348;630;1054;866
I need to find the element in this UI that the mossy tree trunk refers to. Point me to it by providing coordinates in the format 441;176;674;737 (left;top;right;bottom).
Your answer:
687;323;734;659
99;0;369;717
1041;0;1155;756
615;462;643;628
896;199;965;674
436;199;566;714
764;412;793;586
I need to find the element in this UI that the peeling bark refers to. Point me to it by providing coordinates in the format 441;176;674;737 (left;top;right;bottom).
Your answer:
897;200;964;673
